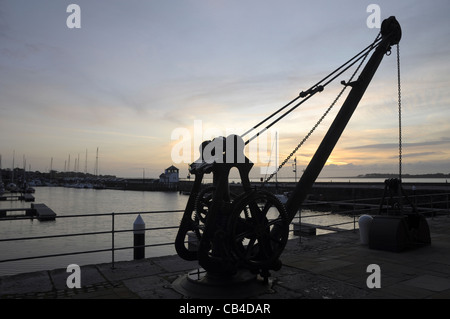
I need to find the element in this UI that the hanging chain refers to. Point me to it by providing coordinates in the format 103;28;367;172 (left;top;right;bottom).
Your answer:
262;88;345;184
397;44;402;181
262;38;377;185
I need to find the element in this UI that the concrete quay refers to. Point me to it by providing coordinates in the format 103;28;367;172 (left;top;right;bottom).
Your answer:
1;215;450;300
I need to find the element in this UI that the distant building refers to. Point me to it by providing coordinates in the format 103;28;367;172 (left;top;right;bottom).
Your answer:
159;165;179;184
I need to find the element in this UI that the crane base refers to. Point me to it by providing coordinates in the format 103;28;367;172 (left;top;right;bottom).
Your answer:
172;268;272;299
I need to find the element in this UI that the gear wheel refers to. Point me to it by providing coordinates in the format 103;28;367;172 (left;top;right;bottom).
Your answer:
227;190;289;273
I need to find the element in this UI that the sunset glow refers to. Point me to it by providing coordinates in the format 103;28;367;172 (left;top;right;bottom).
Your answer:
1;0;450;179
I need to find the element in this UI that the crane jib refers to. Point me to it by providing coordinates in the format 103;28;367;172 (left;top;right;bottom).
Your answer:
285;17;402;222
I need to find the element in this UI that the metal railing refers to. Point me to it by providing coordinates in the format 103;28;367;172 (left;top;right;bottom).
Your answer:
297;191;450;235
1;191;449;273
0;210;183;270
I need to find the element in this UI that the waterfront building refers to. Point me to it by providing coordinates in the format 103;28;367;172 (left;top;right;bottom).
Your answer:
159;165;179;184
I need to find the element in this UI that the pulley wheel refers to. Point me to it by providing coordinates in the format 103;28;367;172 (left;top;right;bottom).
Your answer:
228;190;289;272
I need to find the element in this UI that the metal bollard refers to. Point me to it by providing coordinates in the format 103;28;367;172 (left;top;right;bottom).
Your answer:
358;215;373;245
133;214;145;260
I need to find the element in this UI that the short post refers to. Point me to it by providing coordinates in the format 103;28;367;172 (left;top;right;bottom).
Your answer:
112;212;115;268
446;193;449;217
358;214;373;245
133;214;145;260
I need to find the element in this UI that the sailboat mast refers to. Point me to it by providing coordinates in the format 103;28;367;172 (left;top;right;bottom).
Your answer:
95;147;99;176
275;131;278;185
84;149;88;174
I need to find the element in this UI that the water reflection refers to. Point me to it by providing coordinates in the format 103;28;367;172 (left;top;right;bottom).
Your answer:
0;187;187;276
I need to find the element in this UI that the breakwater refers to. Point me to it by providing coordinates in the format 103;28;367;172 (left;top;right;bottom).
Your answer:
99;179;450;212
178;181;450;213
178;180;450;198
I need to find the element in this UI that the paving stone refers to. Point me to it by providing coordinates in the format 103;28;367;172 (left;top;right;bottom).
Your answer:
151;254;199;273
50;264;105;290
0;271;53;296
124;275;182;298
402;275;450;292
97;258;164;281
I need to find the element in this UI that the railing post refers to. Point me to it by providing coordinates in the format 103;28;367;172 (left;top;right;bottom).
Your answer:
447;193;449;217
430;195;434;218
352;189;356;232
133;214;145;260
298;209;302;243
111;212;115;269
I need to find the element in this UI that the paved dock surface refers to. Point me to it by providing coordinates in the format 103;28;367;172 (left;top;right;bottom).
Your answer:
1;215;450;300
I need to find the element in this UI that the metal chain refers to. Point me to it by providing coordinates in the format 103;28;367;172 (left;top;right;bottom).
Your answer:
262;87;345;184
262;40;375;185
397;44;402;180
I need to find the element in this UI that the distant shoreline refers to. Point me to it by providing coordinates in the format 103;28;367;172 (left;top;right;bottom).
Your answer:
354;173;450;179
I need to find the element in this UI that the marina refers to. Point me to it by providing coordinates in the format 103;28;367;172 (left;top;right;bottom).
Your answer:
0;193;34;202
0;203;55;220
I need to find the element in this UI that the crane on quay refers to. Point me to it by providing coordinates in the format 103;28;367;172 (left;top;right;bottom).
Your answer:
173;16;430;298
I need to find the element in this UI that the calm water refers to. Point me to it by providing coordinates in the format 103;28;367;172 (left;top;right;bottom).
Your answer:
0;185;361;276
0;187;187;276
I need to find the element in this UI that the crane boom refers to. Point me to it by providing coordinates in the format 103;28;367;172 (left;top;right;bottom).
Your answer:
285;16;402;223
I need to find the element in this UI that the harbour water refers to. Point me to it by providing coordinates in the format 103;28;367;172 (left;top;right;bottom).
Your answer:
0;187;187;276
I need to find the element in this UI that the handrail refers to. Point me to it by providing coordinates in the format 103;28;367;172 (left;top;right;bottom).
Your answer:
0;192;448;273
0;210;184;269
0;225;180;243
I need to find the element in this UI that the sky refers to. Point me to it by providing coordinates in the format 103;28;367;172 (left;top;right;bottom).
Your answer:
1;0;450;179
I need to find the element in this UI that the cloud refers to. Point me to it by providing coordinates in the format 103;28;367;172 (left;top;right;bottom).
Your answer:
391;152;444;159
347;138;450;150
2;0;450;177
